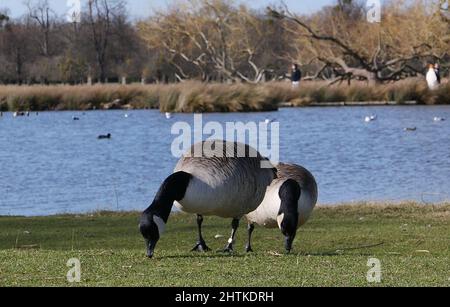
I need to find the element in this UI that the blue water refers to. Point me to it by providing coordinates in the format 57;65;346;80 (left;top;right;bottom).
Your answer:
0;106;449;216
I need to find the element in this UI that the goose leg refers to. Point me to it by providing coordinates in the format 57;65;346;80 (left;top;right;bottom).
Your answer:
223;218;240;253
192;215;211;252
245;223;255;253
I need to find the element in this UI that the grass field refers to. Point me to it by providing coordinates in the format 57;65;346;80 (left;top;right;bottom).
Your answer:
0;203;449;287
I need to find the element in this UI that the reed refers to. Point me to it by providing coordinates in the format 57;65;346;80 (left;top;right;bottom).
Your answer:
0;79;448;113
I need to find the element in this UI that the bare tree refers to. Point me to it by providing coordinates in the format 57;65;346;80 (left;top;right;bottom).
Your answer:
25;0;56;57
139;0;275;83
269;0;450;84
440;0;450;25
86;0;126;82
1;20;34;84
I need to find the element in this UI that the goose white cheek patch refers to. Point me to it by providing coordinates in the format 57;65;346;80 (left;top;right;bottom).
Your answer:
153;216;166;237
277;213;284;229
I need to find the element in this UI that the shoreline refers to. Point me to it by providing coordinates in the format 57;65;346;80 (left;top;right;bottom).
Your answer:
1;201;449;218
3;100;450;115
283;100;418;107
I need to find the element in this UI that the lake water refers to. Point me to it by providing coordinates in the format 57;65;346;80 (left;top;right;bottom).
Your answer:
1;106;449;216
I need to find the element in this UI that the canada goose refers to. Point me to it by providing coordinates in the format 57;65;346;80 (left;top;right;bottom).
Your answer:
404;127;417;132
98;133;111;139
72;116;80;121
434;117;445;122
139;140;277;258
245;163;318;253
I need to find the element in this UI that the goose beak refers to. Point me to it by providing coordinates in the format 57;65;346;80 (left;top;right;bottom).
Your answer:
146;239;157;259
285;235;295;254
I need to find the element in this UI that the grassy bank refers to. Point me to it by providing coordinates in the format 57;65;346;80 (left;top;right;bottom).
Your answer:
0;80;449;113
0;203;449;287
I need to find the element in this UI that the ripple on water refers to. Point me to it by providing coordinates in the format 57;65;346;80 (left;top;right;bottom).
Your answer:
0;106;449;216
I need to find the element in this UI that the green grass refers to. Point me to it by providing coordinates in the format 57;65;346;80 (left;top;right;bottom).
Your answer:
0;203;449;287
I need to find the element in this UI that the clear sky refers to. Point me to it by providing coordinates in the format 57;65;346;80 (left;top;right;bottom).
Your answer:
0;0;335;20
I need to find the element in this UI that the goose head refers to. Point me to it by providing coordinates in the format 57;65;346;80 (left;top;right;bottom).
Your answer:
277;179;301;253
139;171;192;258
139;212;166;258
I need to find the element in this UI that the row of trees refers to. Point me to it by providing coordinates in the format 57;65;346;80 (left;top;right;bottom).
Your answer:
0;0;154;84
0;0;449;85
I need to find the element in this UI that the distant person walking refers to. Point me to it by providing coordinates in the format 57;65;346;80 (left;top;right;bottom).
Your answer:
434;63;441;84
291;64;302;87
426;64;439;90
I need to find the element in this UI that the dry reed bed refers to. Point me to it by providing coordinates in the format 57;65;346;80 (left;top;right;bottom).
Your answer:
0;79;448;113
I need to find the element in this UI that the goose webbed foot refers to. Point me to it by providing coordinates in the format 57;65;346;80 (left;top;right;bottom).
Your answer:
220;218;239;254
191;240;211;252
222;244;234;253
192;215;210;252
245;245;253;253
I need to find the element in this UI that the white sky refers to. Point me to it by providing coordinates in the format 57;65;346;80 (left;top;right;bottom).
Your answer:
0;0;336;19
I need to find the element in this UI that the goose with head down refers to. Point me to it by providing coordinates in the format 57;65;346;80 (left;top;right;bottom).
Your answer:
245;163;318;253
139;140;277;258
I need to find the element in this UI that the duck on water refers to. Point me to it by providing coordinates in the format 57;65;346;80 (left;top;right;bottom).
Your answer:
139;140;277;258
98;133;111;139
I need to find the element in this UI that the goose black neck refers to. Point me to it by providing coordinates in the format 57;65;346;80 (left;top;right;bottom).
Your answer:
279;179;301;217
145;172;192;223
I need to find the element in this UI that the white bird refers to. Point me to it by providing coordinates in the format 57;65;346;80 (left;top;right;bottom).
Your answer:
139;140;276;258
365;115;377;123
264;118;274;125
165;112;172;120
124;114;130;118
245;163;318;253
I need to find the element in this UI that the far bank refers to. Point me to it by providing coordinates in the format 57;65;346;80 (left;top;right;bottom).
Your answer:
1;80;449;114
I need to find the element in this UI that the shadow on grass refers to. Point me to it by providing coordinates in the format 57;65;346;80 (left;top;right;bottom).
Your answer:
156;250;375;260
295;251;375;257
153;248;267;260
152;241;386;260
295;241;385;257
156;253;249;260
